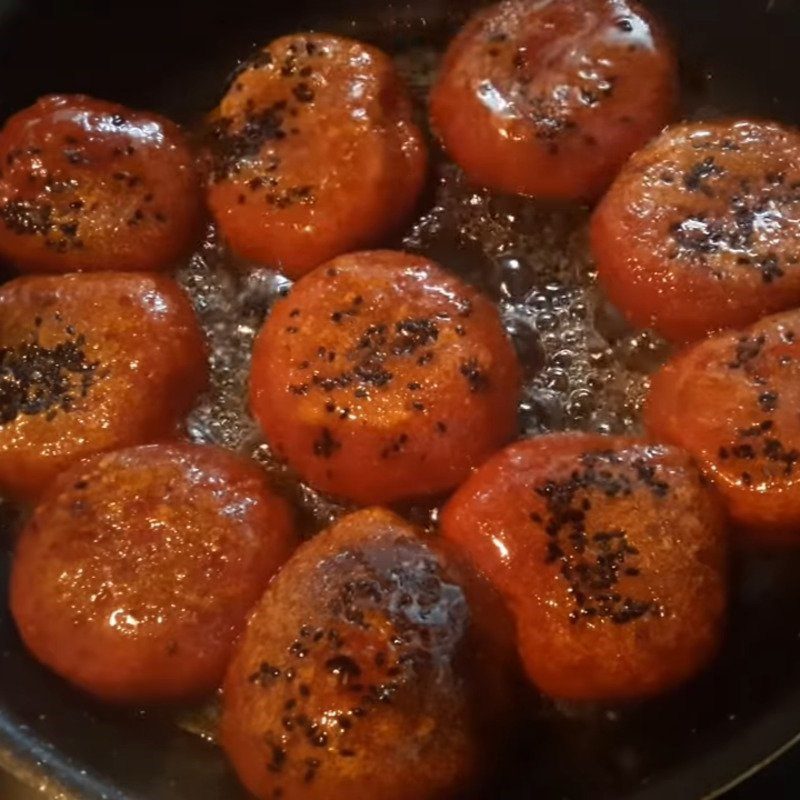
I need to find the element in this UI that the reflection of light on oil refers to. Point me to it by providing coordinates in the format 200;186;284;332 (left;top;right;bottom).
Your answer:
605;7;656;52
752;204;786;237
676;217;708;237
57;109;166;146
348;79;366;100
142;290;169;314
477;81;515;118
491;535;510;563
108;608;140;630
221;496;257;520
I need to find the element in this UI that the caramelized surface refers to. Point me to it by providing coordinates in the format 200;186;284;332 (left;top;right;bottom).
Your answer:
430;0;677;200
0;272;207;500
222;507;515;800
249;250;521;504
0;2;799;799
592;119;800;342
206;34;427;277
0;95;202;274
441;433;728;701
10;443;296;703
646;308;800;542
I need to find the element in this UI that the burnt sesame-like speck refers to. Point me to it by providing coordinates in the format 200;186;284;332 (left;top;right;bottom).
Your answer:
0;324;99;424
459;357;489;392
533;449;667;624
313;427;341;458
208;101;288;181
758;390;779;412
292;83;315;103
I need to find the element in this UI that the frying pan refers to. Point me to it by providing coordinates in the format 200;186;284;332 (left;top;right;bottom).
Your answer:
1;0;800;798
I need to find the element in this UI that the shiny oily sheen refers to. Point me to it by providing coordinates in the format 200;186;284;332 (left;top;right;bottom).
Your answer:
430;0;678;200
0;1;798;799
442;434;728;701
592;119;800;341
207;34;427;277
646;307;800;542
249;250;521;504
221;507;516;800
10;443;297;703
0;272;207;500
0;95;202;274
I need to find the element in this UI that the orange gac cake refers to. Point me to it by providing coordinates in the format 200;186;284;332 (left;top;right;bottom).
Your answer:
0;272;207;501
206;34;427;278
221;507;516;800
592;119;800;342
430;0;677;201
646;308;800;544
441;433;728;702
11;443;297;703
249;250;521;504
0;94;202;274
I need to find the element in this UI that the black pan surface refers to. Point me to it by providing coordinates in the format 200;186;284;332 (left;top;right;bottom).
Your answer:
1;0;800;798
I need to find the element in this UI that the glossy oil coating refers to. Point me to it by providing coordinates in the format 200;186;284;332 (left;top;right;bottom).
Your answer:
221;507;516;800
10;443;297;703
206;34;427;278
0;272;207;500
646;308;800;543
249;250;521;504
441;433;728;701
0;95;203;274
592;119;800;342
429;0;677;200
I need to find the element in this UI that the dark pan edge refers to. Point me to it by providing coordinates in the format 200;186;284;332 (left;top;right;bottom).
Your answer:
0;712;128;800
704;732;800;800
623;683;800;800
0;0;799;798
1;688;799;800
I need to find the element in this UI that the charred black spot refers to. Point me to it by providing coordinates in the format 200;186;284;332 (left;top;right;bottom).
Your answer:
0;324;99;424
313;427;341;458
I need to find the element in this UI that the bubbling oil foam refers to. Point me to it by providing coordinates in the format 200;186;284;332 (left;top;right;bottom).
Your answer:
395;42;670;437
402;160;669;438
177;229;351;533
171;23;672;750
177;43;670;539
